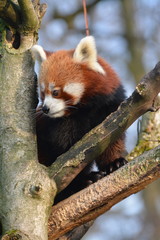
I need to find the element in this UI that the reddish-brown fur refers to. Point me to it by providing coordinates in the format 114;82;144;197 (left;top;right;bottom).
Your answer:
39;50;120;102
36;45;126;201
37;49;126;167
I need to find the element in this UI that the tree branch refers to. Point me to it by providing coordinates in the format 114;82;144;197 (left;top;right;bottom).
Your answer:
0;2;56;239
48;145;160;240
0;0;21;28
17;0;41;30
0;1;47;52
0;0;47;30
48;62;160;193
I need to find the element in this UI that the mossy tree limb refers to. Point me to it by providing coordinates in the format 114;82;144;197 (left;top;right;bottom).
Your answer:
48;62;160;239
0;0;47;53
0;1;56;240
17;0;47;31
48;62;160;194
0;0;47;30
0;1;160;240
0;0;21;28
48;145;160;240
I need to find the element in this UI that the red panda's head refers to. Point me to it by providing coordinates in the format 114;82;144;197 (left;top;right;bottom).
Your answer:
31;36;118;118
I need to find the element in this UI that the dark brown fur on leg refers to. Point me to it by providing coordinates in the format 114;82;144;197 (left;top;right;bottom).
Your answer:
96;135;127;173
54;137;127;203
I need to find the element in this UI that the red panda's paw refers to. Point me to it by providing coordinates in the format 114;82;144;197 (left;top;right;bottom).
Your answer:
85;171;106;186
106;157;128;175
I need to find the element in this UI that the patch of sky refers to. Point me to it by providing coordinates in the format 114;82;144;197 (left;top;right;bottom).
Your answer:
92;0;123;36
136;0;160;8
116;193;144;216
74;13;87;31
55;0;80;15
135;13;156;40
45;19;68;41
143;43;160;71
83;215;142;240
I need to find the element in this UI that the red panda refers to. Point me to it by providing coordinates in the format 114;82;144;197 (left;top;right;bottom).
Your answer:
31;36;127;202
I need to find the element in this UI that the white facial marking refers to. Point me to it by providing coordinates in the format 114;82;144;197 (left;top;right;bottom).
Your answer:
73;36;105;75
44;95;65;118
49;83;55;91
63;82;84;104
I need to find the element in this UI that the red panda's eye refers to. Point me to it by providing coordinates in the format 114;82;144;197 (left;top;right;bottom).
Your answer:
52;89;60;97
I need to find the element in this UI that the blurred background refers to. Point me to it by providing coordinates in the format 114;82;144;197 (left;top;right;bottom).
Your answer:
39;1;160;239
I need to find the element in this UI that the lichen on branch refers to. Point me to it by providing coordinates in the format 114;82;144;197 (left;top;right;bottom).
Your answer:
17;0;47;31
0;0;47;52
49;62;160;194
0;0;21;28
48;145;160;240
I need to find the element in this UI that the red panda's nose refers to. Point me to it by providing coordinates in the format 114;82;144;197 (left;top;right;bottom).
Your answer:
42;105;50;114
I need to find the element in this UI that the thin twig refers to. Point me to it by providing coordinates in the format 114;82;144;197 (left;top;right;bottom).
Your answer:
82;0;90;36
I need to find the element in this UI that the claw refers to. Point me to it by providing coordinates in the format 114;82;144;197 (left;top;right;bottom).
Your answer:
123;159;128;165
86;180;93;186
116;161;120;168
105;158;128;175
99;171;106;177
109;165;113;173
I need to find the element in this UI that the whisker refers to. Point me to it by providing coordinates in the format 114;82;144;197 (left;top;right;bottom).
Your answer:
66;105;78;110
65;99;78;110
65;100;73;104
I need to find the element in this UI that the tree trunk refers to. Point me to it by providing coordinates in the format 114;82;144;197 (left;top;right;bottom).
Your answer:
0;32;56;240
0;2;160;240
0;1;57;240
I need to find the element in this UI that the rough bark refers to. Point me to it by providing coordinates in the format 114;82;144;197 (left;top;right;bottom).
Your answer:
0;1;56;240
48;62;160;193
48;145;160;240
0;0;21;28
0;48;56;240
137;96;160;239
0;1;160;240
48;62;160;239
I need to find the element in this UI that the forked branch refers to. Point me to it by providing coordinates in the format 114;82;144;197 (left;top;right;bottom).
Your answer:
48;62;160;193
0;0;21;27
17;0;47;31
48;145;160;240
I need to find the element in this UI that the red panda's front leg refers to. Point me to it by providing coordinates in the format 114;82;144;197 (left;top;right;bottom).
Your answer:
95;135;127;174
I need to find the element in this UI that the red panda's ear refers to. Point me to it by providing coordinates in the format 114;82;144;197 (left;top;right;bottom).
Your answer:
73;36;105;75
31;45;47;65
